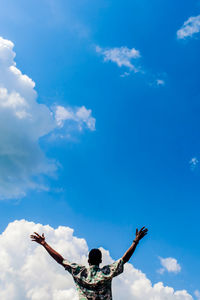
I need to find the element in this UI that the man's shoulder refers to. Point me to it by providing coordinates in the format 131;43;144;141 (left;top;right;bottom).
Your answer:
101;258;124;276
102;258;124;268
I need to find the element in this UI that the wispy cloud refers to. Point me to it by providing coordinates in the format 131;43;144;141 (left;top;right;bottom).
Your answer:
189;157;199;170
148;77;166;88
96;46;166;86
158;257;181;274
55;105;96;132
195;290;200;300
156;79;165;86
177;15;200;39
96;46;141;73
120;71;131;78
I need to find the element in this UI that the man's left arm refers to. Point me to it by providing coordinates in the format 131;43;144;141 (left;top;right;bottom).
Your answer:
122;227;148;264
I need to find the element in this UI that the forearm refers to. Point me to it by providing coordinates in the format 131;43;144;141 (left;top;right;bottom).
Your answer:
42;242;64;265
122;240;139;263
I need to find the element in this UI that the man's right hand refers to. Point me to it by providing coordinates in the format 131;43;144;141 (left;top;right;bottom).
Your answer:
30;232;64;265
30;232;46;246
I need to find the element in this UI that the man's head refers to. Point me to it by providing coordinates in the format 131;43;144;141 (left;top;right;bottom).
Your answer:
88;249;102;266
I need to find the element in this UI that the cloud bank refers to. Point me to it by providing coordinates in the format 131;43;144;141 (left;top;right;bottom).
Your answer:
0;36;95;200
177;15;200;39
0;220;193;300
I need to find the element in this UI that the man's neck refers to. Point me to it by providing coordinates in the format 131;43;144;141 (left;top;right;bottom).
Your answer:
89;264;100;267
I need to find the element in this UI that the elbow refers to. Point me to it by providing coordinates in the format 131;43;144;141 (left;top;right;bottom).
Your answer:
56;256;64;265
122;256;128;264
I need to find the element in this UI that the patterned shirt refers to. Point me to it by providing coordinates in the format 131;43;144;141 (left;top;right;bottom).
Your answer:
63;258;124;300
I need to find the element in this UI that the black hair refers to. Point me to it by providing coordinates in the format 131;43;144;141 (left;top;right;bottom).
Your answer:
88;248;102;265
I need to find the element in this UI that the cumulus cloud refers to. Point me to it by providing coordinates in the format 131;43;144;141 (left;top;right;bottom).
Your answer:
96;45;141;73
177;15;200;39
0;220;193;300
0;36;95;200
158;257;181;274
0;37;57;199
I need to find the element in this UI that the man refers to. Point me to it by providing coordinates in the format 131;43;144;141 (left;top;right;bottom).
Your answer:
30;226;148;299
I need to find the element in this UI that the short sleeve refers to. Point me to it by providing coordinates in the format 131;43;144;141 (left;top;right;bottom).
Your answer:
103;258;124;278
62;259;83;276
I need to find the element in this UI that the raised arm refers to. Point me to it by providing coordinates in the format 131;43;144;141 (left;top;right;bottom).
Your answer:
122;227;148;264
30;232;64;266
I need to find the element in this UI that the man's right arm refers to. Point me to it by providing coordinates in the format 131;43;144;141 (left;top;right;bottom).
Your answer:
30;232;65;266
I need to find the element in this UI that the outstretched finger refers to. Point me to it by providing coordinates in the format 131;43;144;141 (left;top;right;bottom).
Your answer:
139;226;145;233
141;232;148;238
34;232;41;238
30;234;38;239
142;231;148;236
31;238;38;242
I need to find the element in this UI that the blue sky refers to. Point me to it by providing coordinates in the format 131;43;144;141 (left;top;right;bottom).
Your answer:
0;0;200;298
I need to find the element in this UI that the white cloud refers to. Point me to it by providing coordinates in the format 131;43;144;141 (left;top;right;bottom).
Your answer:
0;37;57;200
0;36;95;200
0;220;193;300
148;77;166;88
120;71;131;78
189;157;199;170
194;290;200;300
55;105;96;131
158;257;181;274
96;45;141;72
177;15;200;39
156;79;165;86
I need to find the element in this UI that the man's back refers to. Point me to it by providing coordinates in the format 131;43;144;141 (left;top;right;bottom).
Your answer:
63;259;124;299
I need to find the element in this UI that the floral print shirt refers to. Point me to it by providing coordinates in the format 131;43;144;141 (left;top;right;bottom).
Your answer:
63;258;124;300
